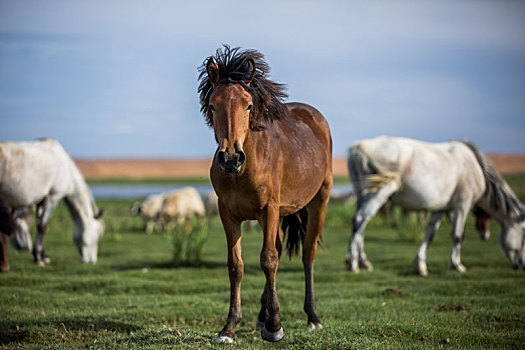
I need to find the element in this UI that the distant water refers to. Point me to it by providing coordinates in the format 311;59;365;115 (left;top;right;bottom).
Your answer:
89;184;353;200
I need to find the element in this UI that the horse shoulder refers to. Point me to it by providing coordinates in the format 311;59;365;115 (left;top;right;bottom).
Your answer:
454;143;486;202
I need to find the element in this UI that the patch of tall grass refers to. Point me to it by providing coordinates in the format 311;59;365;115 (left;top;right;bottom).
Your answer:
168;220;209;266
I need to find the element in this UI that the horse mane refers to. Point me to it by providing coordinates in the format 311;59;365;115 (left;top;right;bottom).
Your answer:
462;141;524;219
198;45;288;130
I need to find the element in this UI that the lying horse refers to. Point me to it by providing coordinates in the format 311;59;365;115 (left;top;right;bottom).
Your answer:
159;187;205;231
0;138;104;265
132;193;168;234
199;46;332;342
346;136;524;275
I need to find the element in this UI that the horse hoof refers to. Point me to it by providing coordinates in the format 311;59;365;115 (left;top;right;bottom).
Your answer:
215;335;234;343
347;265;360;273
359;260;373;271
261;326;284;342
450;263;467;273
37;261;45;267
308;322;323;332
43;257;51;264
417;269;428;277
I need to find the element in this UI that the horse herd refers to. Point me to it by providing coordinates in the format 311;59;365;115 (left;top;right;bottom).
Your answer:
1;45;524;343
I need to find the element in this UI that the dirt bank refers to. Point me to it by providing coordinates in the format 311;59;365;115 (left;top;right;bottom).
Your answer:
75;154;525;180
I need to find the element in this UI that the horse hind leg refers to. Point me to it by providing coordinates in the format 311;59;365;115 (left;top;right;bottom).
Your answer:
346;180;398;272
301;177;332;332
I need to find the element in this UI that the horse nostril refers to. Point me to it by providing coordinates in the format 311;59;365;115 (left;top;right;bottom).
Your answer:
218;150;226;165
237;150;246;164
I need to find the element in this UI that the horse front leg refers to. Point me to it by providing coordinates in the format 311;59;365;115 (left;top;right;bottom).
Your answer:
257;226;284;329
414;212;443;276
216;201;243;343
303;178;331;331
33;196;60;266
449;209;468;272
260;203;284;342
0;232;10;273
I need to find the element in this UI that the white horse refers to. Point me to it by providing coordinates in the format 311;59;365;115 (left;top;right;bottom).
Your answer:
0;138;104;265
346;136;525;275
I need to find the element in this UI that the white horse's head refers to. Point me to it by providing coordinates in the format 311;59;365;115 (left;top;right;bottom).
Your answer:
499;215;525;270
74;210;104;264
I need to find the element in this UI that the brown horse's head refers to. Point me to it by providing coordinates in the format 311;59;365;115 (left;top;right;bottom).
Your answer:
206;58;253;173
473;205;491;241
198;45;288;173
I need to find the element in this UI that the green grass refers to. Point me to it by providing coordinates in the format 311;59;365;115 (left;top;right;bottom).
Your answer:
1;179;525;349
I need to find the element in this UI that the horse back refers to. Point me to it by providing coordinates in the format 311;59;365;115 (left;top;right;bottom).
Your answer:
272;102;332;210
0;139;77;206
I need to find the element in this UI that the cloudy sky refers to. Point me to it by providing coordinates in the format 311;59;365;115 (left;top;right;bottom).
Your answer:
1;1;524;158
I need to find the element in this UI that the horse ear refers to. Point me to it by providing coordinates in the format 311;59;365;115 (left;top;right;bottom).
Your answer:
206;57;220;86
95;209;104;219
247;58;256;86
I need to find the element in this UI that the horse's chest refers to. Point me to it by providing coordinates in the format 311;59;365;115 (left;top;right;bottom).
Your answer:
218;185;268;215
213;182;270;220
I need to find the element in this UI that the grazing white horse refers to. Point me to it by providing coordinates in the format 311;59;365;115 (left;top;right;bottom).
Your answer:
346;136;525;275
0;138;104;264
12;208;33;251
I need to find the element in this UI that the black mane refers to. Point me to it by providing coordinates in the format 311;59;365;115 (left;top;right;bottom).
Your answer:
198;45;288;129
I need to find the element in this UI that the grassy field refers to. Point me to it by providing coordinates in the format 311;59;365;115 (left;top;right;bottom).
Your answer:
1;178;525;349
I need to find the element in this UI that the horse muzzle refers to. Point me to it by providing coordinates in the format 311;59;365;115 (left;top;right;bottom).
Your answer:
217;149;246;173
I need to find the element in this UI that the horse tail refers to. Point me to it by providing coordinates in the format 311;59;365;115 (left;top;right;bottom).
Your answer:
461;140;524;217
282;207;308;258
348;143;401;197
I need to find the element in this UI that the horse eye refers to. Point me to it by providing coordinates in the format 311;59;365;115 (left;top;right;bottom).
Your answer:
247;104;253;112
209;105;215;113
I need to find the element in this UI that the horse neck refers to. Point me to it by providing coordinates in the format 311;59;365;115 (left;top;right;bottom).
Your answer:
477;190;522;226
65;177;96;228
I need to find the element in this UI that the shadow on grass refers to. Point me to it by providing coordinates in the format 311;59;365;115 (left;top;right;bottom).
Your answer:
0;316;140;345
111;259;226;271
111;258;304;275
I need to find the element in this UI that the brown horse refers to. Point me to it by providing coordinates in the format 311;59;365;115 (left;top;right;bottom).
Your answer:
0;196;17;273
198;46;333;343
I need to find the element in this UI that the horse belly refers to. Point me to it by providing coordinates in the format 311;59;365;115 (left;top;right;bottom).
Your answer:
392;181;455;211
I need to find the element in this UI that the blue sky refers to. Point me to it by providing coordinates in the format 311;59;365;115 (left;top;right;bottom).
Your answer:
1;1;524;158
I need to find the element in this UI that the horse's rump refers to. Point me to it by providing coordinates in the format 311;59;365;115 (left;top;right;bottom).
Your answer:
348;143;401;196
